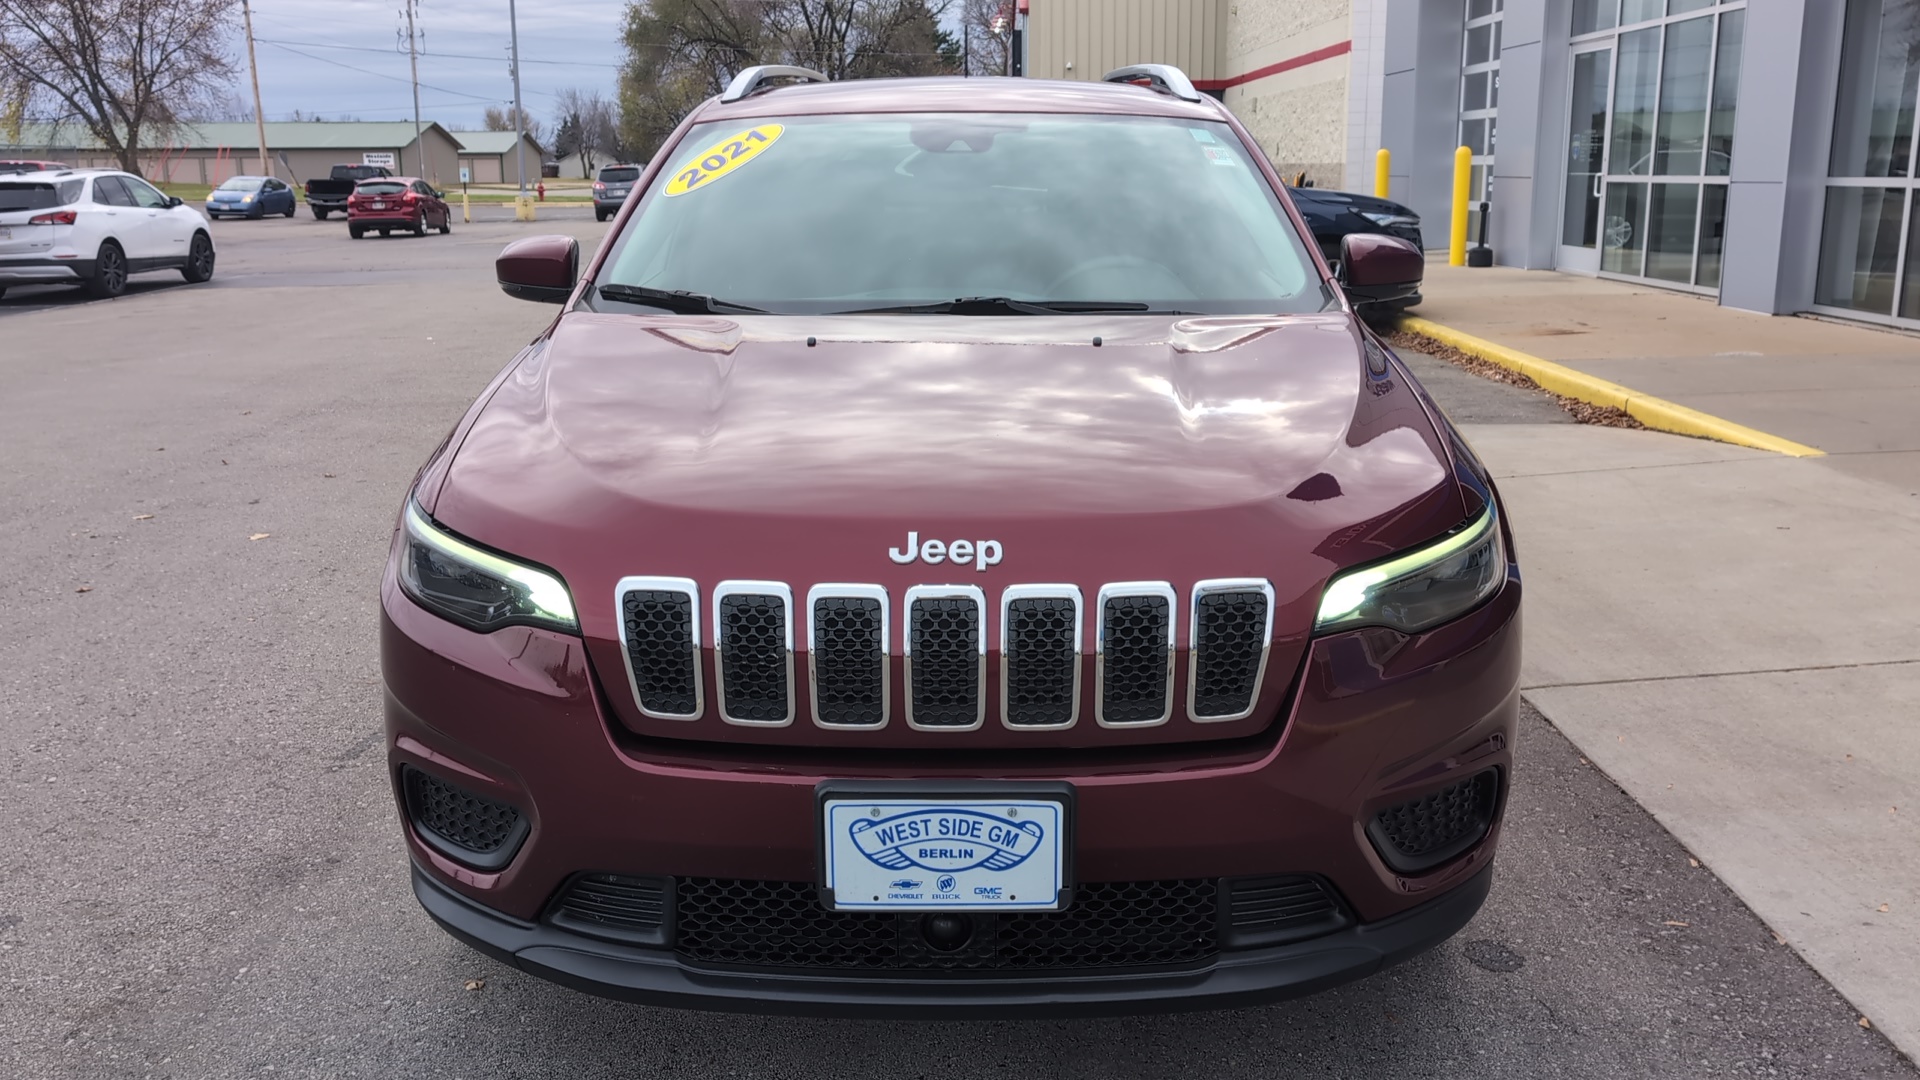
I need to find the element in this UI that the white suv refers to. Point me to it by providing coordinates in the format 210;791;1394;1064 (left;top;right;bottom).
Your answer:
0;169;215;300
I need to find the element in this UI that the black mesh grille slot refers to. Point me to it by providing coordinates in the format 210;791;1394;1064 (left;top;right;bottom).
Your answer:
1191;588;1269;718
621;588;699;716
1100;593;1171;724
1004;596;1077;727
549;873;671;946
717;592;789;723
1224;875;1349;948
1367;769;1502;874
811;595;886;726
402;767;525;869
909;595;981;727
674;878;1217;972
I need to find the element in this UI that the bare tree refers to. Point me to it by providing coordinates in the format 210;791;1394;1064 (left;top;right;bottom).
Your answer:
482;103;546;149
956;0;1013;77
0;0;237;173
553;86;619;176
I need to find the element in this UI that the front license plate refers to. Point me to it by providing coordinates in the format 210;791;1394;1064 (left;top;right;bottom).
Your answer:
0;226;10;239
819;782;1072;912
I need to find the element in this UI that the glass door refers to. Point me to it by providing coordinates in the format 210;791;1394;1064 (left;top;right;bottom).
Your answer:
1559;44;1614;273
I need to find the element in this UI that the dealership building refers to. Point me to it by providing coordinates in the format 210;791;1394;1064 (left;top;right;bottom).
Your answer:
1;121;464;189
1027;0;1920;329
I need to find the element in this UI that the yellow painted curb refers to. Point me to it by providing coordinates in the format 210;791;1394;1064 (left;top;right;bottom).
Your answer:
1398;315;1826;458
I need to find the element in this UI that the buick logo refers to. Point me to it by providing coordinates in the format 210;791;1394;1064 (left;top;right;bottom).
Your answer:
888;531;1003;572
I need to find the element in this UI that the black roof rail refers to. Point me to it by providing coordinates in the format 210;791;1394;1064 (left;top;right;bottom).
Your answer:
720;65;830;103
1102;64;1205;103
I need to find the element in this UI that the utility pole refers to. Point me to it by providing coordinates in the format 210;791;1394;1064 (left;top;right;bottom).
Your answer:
240;0;270;176
509;0;529;206
403;0;423;177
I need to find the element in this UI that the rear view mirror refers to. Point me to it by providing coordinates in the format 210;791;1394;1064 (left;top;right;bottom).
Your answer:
496;235;579;304
1338;234;1424;317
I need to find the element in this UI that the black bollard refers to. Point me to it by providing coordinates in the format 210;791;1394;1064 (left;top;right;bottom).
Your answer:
1467;200;1494;267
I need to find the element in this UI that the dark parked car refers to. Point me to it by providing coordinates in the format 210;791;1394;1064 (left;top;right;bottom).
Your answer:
592;163;642;221
305;163;393;219
346;178;450;239
205;175;297;219
1288;185;1425;310
388;64;1509;1017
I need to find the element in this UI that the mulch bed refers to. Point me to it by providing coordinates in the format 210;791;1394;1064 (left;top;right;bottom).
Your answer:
1383;327;1645;429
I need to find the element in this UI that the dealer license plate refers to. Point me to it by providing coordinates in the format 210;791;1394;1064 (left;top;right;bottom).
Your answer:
820;787;1069;912
369;201;387;210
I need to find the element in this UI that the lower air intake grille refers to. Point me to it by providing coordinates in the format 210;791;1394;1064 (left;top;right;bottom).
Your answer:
1100;593;1171;724
812;595;885;726
1367;768;1502;874
1004;596;1077;726
401;767;526;870
1224;874;1349;947
621;588;698;716
549;873;671;946
716;592;789;723
674;878;1218;972
1191;588;1269;718
908;595;981;727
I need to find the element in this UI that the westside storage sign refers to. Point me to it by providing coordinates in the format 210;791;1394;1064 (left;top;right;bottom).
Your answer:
363;152;396;168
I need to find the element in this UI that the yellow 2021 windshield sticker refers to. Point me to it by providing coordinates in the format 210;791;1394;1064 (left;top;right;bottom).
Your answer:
663;125;784;196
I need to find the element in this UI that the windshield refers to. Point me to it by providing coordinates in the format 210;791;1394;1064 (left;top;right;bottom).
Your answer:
600;167;640;183
218;178;265;191
0;180;80;211
357;181;407;195
596;113;1325;315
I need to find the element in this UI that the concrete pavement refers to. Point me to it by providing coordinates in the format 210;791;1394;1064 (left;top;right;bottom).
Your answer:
1405;266;1920;1059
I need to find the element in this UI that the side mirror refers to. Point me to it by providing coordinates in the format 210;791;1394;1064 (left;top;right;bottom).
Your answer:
1338;233;1424;317
166;196;183;207
496;234;579;304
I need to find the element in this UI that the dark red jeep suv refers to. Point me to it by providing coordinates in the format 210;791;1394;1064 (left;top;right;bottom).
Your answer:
383;64;1519;1016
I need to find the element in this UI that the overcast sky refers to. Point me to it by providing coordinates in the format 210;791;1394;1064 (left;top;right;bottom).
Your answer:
234;0;626;131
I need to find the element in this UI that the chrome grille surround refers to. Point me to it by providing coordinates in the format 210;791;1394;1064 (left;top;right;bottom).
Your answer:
1094;582;1177;728
711;580;796;727
1187;578;1276;723
903;584;987;731
999;584;1083;730
613;576;702;720
806;584;891;730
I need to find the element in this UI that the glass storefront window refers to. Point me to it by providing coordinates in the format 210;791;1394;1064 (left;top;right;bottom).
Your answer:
1573;0;1618;35
1815;187;1905;313
1696;184;1728;288
1829;0;1919;178
1904;191;1920;319
1653;15;1715;176
1645;183;1700;282
1610;28;1662;176
1621;0;1663;25
1602;182;1648;273
1706;10;1743;176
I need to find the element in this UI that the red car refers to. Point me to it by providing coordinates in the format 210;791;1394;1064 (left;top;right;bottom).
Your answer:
384;64;1516;1016
346;176;450;238
0;159;70;175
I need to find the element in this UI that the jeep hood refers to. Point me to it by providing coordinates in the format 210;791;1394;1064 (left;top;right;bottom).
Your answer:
430;312;1465;745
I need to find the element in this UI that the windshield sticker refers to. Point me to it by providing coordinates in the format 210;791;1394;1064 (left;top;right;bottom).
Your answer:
1201;146;1238;166
663;124;784;197
1188;128;1218;143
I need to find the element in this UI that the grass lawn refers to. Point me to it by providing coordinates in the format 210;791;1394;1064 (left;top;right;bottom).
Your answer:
155;182;213;202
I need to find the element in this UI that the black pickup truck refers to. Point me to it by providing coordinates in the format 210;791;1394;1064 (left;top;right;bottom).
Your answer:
304;163;393;220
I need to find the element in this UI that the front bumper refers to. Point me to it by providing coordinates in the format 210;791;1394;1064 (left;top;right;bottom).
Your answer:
383;533;1520;1012
413;859;1493;1017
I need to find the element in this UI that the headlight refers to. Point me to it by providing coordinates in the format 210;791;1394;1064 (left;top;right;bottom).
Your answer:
1358;211;1418;228
397;501;577;633
1315;504;1504;634
241;194;254;203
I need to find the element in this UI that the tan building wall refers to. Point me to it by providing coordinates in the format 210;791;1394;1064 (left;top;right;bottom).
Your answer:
135;131;461;187
1222;0;1353;188
1024;0;1229;83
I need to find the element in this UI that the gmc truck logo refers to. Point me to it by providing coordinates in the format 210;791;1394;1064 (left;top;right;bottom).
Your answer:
888;531;1004;572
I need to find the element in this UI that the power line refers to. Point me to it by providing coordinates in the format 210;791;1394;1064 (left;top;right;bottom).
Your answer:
253;35;624;69
256;40;507;104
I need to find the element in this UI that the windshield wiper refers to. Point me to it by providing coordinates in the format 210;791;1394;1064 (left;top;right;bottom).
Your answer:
597;283;769;314
835;297;1186;316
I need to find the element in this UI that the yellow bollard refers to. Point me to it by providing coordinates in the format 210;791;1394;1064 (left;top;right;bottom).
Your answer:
461;191;470;224
1448;145;1471;267
514;195;536;222
1375;148;1391;200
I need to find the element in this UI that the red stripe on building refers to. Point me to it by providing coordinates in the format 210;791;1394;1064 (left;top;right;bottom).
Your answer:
1192;40;1353;91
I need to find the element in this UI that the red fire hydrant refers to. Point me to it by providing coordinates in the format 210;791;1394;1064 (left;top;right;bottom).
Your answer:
536;181;546;202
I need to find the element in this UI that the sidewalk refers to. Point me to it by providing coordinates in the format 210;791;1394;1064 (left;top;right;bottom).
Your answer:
1416;264;1920;485
1407;267;1920;1060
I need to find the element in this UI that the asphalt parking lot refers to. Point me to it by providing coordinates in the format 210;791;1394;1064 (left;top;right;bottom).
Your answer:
2;219;1913;1079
